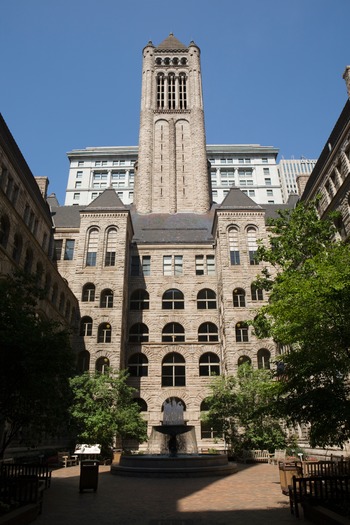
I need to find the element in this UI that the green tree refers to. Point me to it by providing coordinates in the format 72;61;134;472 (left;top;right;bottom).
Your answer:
252;200;350;447
204;364;286;453
69;369;147;454
0;272;75;458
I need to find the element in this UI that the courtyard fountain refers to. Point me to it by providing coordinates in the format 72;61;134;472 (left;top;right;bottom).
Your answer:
111;398;238;477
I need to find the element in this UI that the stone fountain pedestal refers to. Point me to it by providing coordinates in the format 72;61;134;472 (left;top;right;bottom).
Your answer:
110;398;237;477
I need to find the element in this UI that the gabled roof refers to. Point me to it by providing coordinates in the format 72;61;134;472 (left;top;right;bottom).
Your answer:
218;187;263;210
155;33;187;51
82;188;127;212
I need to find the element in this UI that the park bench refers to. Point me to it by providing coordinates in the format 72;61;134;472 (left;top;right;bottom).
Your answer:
57;451;78;468
0;462;52;488
268;449;286;464
289;474;350;519
241;449;270;463
0;474;45;514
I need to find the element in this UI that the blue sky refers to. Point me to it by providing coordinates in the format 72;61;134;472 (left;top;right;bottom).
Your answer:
1;0;350;204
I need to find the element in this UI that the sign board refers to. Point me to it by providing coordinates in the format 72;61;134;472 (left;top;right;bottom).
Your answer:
74;444;101;454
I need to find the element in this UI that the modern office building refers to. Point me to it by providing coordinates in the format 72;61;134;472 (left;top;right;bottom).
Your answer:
277;157;317;201
65;143;283;207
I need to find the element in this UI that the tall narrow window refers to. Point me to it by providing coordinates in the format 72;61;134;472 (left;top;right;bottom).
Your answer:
131;256;140;276
163;255;172;275
54;239;63;261
97;323;112;343
64;239;75;260
0;215;10;249
162;353;185;387
80;316;93;336
168;73;175;109
100;289;114;308
235;322;249;342
12;233;23;262
251;283;263;301
228;226;240;265
174;256;183;275
82;283;95;302
157;74;165;109
24;248;33;273
142;256;151;276
233;288;246;307
257;348;271;369
163;255;183;275
86;228;99;266
247;226;258;265
195;255;215;275
105;228;117;266
179;73;187;110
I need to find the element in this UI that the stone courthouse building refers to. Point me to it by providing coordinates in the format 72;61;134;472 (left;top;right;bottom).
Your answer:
49;34;291;450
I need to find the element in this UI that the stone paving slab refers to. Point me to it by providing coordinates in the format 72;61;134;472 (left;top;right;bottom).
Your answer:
36;463;301;525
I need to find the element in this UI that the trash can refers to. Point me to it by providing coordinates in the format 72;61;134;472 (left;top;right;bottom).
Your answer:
79;460;99;493
278;461;302;494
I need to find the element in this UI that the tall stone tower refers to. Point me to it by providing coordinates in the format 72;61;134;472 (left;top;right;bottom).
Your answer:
135;34;211;214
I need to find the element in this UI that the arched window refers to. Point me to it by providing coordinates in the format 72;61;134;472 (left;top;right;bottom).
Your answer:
162;353;185;387
235;322;249;342
162;323;185;343
96;356;110;374
198;322;219;342
65;300;71;320
257;348;271;369
238;355;251;367
80;316;93;336
157;74;165;109
133;398;148;412
251;283;263;301
77;350;90;373
97;323;112;343
200;398;219;439
100;288;114;308
105;227;117;266
228;226;240;265
247;226;258;265
233;288;246;307
82;283;95;302
0;215;10;248
86;227;99;266
179;73;187;110
197;289;217;309
162;397;186;413
23;248;33;273
128;353;148;377
129;323;149;343
162;289;184;310
51;283;58;306
199;353;220;376
12;233;23;262
59;292;65;314
44;273;51;297
130;289;149;310
35;262;44;285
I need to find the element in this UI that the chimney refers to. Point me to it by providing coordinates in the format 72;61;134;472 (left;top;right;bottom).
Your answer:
35;176;49;199
342;66;350;98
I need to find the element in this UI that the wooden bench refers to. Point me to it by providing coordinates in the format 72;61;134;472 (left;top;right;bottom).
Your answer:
57;451;78;468
241;449;271;463
268;449;286;464
0;474;45;514
289;474;350;519
0;463;52;488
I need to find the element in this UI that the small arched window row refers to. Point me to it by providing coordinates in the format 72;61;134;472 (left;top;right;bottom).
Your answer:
155;56;187;66
198;322;219;342
162;289;184;310
199;352;220;376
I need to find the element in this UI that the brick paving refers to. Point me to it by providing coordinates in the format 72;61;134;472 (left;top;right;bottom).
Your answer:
36;462;301;525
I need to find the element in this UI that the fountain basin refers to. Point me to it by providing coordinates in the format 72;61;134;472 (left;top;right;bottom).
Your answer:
110;453;238;477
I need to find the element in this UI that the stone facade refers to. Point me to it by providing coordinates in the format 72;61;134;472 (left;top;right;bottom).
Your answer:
51;35;288;450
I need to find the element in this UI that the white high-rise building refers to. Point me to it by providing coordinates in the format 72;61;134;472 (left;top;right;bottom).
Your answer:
65;144;282;206
277;157;317;202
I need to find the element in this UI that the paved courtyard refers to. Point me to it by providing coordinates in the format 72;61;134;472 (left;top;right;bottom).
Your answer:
36;462;300;525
